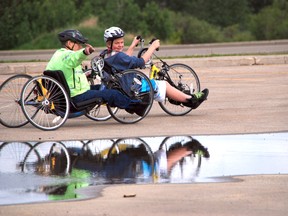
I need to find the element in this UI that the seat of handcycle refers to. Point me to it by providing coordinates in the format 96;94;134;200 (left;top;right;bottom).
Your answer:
43;70;102;111
101;60;145;98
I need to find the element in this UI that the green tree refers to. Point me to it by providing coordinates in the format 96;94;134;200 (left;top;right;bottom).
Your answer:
0;0;33;49
93;0;142;32
190;0;250;27
173;14;224;44
0;0;88;50
248;0;288;40
248;0;274;13
141;2;174;41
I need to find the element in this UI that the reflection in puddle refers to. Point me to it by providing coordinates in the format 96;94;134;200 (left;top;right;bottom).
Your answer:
0;133;287;205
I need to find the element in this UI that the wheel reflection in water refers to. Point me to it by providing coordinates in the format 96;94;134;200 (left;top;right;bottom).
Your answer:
22;142;70;176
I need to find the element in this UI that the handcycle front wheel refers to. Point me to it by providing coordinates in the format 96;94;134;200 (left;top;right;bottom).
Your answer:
0;74;32;128
107;69;154;124
20;75;70;131
158;63;201;116
85;74;117;121
107;138;155;182
85;102;116;121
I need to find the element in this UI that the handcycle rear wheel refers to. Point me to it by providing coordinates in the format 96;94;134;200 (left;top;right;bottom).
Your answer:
20;75;70;131
0;74;32;128
158;63;200;116
21;141;71;176
107;70;154;124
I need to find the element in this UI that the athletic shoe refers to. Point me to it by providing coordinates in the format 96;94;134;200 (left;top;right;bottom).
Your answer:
183;88;209;109
196;88;209;102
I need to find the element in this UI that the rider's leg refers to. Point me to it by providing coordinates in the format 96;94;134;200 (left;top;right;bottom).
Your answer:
72;86;133;109
156;80;209;108
164;81;209;102
155;80;192;102
165;82;191;102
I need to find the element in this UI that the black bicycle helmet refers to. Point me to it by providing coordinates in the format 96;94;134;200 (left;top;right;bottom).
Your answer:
104;27;125;43
58;29;88;44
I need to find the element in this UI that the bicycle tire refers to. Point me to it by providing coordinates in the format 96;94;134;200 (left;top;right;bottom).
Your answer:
137;48;152;68
20;75;70;131
107;70;154;124
158;63;201;116
0;74;32;128
107;138;155;182
22;141;71;176
159;136;193;151
0;141;33;173
158;136;206;182
82;139;115;159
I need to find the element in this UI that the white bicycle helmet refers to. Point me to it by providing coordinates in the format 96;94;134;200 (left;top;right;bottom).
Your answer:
104;27;125;43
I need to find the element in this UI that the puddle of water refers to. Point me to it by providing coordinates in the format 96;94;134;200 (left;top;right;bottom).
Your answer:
0;132;287;205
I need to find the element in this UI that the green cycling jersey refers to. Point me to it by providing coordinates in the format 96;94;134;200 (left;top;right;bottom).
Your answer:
46;48;90;97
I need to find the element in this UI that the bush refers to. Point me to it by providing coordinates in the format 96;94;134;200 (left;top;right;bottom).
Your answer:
17;26;105;50
222;25;255;42
174;15;224;44
248;0;288;40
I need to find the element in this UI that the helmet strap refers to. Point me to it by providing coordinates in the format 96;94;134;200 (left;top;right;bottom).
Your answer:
65;41;75;50
105;40;113;54
110;40;114;51
71;42;76;50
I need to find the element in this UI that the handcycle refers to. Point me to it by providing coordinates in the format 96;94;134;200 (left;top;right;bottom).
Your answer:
89;37;201;121
0;57;154;130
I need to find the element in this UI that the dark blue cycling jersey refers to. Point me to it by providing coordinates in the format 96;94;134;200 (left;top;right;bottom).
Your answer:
105;51;145;71
104;51;157;92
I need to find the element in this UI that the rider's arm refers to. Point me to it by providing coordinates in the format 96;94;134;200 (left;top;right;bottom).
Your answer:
125;36;140;56
105;52;145;71
141;39;160;63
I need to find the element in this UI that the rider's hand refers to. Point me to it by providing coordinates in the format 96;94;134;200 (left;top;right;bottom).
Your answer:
84;43;95;55
132;36;141;47
151;39;160;50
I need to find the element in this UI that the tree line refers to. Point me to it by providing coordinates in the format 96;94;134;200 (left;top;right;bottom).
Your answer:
0;0;287;50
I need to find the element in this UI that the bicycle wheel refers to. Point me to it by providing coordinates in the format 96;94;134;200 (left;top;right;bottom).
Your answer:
137;48;153;69
83;139;115;159
20;76;70;131
107;70;154;124
0;142;33;173
158;136;207;182
0;74;32;128
106;138;155;182
158;63;201;116
159;136;193;151
22;141;71;176
85;74;116;121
